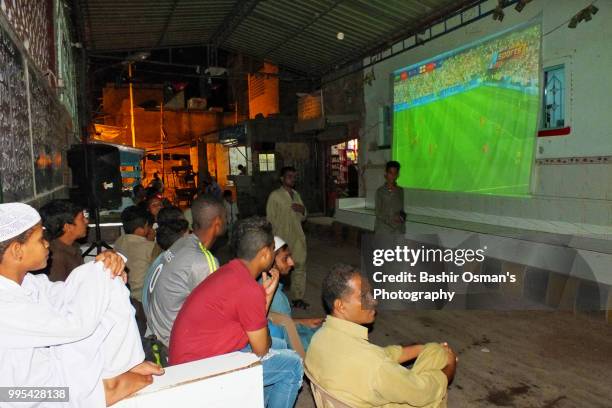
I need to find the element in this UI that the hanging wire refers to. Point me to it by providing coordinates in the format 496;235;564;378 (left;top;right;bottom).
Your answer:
543;0;599;37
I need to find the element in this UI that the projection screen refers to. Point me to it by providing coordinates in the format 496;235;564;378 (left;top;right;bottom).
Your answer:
392;22;541;196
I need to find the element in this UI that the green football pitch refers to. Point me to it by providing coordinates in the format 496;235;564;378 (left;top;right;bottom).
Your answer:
393;85;539;196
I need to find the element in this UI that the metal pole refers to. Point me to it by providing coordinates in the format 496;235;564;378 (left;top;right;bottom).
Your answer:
129;62;136;147
160;100;165;185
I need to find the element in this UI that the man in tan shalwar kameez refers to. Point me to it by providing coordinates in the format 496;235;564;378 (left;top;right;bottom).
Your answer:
266;166;309;309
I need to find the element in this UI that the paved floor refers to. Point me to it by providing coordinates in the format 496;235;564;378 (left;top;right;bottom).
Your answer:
294;233;612;408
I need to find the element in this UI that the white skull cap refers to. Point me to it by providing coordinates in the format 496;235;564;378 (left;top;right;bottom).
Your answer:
0;203;41;243
274;236;286;252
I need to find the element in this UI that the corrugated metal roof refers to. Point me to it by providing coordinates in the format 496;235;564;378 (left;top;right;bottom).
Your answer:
79;0;477;74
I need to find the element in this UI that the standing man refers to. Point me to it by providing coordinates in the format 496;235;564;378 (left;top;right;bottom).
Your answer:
266;166;309;309
375;161;406;235
223;189;239;234
149;172;164;195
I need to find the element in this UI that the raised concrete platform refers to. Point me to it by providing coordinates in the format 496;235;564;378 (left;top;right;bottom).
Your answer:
331;198;612;322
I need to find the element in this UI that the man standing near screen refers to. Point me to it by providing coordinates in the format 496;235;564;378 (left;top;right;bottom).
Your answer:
375;161;406;235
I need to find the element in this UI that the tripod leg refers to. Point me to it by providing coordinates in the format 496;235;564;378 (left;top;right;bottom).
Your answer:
83;242;97;258
83;207;114;257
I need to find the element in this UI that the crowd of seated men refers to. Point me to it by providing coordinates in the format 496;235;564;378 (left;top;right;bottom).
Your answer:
0;178;457;407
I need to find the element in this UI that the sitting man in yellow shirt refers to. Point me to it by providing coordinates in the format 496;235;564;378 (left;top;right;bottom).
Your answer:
305;264;457;408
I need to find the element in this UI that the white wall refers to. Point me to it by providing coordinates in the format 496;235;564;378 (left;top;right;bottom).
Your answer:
358;0;612;237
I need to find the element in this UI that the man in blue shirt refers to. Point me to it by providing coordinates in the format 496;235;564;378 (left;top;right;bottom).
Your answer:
268;236;324;357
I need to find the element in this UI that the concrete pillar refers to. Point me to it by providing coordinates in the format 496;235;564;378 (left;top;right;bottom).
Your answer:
500;261;526;299
545;273;579;311
346;226;361;248
462;260;482;274
606;289;612;324
332;222;344;244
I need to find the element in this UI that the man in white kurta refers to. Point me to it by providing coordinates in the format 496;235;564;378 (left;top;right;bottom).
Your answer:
266;166;308;307
0;202;155;408
0;262;144;407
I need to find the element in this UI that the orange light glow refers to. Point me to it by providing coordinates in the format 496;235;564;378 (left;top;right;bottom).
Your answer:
248;62;279;119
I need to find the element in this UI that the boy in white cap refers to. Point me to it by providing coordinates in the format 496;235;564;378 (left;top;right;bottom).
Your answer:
0;202;164;407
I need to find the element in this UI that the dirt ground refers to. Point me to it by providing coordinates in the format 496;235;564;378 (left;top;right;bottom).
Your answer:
293;233;612;408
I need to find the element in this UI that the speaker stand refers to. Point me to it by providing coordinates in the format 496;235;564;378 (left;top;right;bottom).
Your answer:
83;206;113;257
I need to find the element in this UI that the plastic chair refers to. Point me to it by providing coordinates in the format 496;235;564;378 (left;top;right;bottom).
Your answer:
304;366;355;408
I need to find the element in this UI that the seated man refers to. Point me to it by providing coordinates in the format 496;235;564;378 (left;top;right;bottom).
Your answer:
305;264;457;408
203;172;222;199
38;199;89;282
114;206;159;304
147;195;226;346
267;236;323;358
140;207;190;367
0;203;163;407
142;206;190;313
141;194;164;223
170;216;303;408
115;206;159;336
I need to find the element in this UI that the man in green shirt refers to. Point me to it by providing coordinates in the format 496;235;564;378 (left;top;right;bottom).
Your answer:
306;264;457;408
375;161;406;235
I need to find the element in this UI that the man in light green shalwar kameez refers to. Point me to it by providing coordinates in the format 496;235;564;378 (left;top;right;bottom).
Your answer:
266;166;309;309
375;161;406;235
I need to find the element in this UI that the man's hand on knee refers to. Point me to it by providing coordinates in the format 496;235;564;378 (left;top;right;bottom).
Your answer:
441;343;458;384
95;251;127;282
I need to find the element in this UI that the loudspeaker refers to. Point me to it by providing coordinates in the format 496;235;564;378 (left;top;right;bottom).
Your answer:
67;143;122;209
